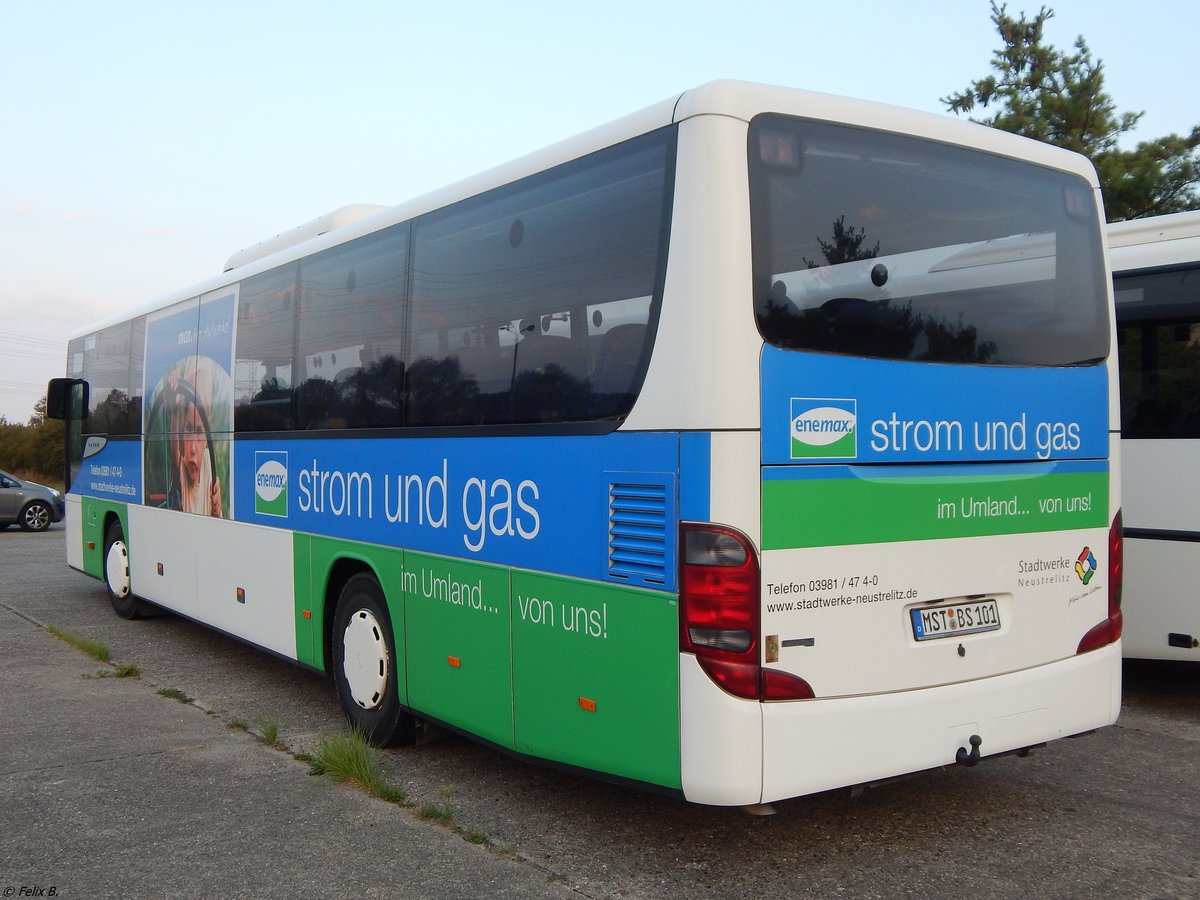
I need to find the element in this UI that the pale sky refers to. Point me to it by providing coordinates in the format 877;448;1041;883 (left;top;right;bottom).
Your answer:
2;0;1197;421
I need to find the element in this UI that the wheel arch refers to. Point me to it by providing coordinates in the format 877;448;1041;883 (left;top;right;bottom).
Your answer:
102;508;124;542
321;555;387;675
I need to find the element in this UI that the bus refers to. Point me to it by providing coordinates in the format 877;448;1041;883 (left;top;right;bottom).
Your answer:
48;80;1122;807
1111;210;1200;661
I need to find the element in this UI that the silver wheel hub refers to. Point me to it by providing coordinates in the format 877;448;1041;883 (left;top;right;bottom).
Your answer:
106;540;130;599
342;609;389;710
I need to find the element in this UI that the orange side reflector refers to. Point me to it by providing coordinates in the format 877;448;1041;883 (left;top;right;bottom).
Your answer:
578;697;597;713
236;588;246;605
301;609;312;620
448;656;461;668
87;541;95;550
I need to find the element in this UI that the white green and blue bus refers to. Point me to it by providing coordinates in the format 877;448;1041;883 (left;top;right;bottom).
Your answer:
1111;210;1200;661
49;80;1123;807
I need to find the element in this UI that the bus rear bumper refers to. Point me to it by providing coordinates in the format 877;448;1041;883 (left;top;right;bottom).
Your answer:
759;642;1121;804
679;643;1120;806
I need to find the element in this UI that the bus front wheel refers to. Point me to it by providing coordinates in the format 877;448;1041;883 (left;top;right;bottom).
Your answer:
103;520;150;620
332;573;416;746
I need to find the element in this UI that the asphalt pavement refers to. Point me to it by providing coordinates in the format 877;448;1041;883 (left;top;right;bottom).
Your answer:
4;526;1200;900
0;527;573;900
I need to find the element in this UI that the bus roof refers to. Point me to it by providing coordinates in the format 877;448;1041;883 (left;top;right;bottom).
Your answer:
69;79;1102;340
1108;210;1200;273
223;203;388;272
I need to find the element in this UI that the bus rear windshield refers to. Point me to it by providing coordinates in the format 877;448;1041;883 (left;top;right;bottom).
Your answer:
749;115;1109;366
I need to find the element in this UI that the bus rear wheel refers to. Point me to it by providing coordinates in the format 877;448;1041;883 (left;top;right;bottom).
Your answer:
332;573;416;747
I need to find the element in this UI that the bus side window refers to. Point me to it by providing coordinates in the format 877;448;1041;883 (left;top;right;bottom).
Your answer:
294;224;409;430
590;323;647;418
409;130;671;426
235;264;298;431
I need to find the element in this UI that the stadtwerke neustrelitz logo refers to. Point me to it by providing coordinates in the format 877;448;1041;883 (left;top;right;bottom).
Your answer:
254;451;288;517
1075;546;1097;584
789;398;857;459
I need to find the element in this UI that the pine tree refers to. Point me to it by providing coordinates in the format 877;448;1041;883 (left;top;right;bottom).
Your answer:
943;3;1200;220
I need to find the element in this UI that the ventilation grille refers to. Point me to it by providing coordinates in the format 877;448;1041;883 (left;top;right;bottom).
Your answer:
608;481;669;586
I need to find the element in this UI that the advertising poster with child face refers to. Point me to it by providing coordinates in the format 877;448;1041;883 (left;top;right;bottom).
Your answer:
143;289;236;518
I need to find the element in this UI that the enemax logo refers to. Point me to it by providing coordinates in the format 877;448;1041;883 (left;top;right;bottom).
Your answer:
790;398;857;459
255;451;288;517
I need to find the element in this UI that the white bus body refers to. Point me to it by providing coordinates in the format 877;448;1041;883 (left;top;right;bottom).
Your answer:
52;81;1121;806
1111;210;1200;661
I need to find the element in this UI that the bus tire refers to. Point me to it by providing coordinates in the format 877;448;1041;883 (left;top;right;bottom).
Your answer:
332;573;416;747
103;520;149;620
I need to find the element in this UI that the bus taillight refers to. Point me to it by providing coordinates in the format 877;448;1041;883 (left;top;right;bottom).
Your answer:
1077;510;1124;654
680;523;813;701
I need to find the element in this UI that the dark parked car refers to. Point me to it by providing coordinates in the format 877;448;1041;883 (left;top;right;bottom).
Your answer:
0;470;65;532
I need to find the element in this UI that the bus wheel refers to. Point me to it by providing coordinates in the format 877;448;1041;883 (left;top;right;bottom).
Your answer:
104;520;148;620
332;573;416;747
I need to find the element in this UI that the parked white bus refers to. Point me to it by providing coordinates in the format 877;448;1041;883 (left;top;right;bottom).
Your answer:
49;80;1122;806
1111;210;1200;661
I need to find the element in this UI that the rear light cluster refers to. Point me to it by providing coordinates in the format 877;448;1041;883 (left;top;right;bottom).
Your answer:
680;523;813;701
1076;510;1124;654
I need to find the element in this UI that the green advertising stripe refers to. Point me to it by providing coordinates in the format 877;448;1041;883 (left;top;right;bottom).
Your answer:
511;571;681;788
763;469;1109;550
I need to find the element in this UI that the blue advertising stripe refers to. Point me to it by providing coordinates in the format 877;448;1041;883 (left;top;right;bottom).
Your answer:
761;346;1109;465
75;438;143;503
235;431;682;590
679;431;711;522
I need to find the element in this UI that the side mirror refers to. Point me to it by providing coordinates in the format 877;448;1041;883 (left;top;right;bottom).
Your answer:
46;378;89;421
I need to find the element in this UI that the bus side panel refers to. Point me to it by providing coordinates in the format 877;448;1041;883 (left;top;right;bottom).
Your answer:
1115;435;1200;658
624;113;760;434
678;656;763;806
512;572;681;789
192;516;297;660
78;495;129;580
760;642;1120;803
66;495;84;572
405;550;514;749
1122;439;1200;532
292;533;317;669
127;504;197;617
707;430;762;547
677;431;765;805
1122;538;1200;660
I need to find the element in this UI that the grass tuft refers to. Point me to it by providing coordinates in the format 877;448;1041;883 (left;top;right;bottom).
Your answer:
310;728;407;804
457;826;489;845
47;624;110;662
307;732;487;845
419;784;457;823
87;662;142;679
157;687;194;704
252;711;284;748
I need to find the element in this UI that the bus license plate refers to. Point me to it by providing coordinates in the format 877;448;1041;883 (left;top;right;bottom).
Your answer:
910;599;1001;642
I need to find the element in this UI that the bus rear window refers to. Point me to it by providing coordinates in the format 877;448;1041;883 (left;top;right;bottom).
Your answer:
749;115;1109;366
